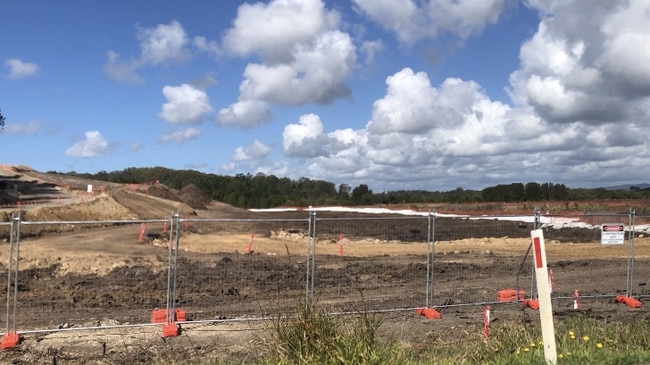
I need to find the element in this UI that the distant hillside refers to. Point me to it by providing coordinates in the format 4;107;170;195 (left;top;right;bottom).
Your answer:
605;183;650;190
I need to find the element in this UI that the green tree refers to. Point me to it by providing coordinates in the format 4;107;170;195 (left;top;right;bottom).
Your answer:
351;184;373;204
525;182;541;201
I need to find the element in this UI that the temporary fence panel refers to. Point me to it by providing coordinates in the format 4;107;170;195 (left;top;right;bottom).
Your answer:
1;207;648;340
432;214;534;306
3;216;171;333
309;214;431;313
172;216;310;321
632;214;650;299
536;213;635;309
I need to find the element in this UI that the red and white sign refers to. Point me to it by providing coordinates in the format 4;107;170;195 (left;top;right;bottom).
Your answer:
601;223;625;245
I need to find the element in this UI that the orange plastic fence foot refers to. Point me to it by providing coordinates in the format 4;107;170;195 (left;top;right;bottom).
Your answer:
1;332;21;350
522;299;540;310
416;307;441;320
175;309;187;322
151;309;168;323
151;308;187;323
162;323;180;337
497;289;525;302
616;295;642;308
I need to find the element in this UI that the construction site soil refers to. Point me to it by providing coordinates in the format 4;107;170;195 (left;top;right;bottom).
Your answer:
0;165;649;364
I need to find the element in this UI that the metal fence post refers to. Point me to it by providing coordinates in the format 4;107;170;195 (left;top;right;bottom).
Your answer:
626;208;636;297
425;211;435;308
171;212;181;320
165;212;181;323
1;213;22;349
515;208;540;300
305;209;316;306
4;213;20;335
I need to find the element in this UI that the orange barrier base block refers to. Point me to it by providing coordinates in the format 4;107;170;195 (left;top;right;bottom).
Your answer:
152;308;188;323
416;307;442;320
497;289;525;302
522;299;540;310
1;332;21;350
162;323;180;337
175;309;187;322
616;295;642;308
151;309;168;323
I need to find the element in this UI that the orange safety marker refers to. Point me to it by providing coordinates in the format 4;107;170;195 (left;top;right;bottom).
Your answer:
246;232;254;254
338;233;344;257
416;307;441;320
163;221;168;232
497;289;525;302
573;290;580;309
138;222;146;243
0;332;20;350
483;306;490;339
523;299;540;310
615;295;642;308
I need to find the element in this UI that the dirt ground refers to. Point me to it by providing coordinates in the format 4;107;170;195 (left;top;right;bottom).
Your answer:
0;165;649;364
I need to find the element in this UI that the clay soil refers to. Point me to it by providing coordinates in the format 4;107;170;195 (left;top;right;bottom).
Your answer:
0;165;649;364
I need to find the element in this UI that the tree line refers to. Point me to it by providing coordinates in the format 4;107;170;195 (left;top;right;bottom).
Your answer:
54;167;650;209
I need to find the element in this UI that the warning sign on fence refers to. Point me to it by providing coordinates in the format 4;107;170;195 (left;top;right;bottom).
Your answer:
601;223;625;245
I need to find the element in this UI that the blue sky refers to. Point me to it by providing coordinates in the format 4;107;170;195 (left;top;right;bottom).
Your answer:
2;0;649;192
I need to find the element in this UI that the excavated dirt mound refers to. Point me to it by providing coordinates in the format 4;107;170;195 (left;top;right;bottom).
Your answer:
178;183;210;210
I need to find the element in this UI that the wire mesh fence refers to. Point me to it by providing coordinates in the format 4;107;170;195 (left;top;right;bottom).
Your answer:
308;215;432;313
0;208;647;340
1;217;172;334
172;217;310;321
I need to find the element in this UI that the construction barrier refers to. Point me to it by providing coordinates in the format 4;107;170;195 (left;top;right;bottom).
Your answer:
0;209;648;350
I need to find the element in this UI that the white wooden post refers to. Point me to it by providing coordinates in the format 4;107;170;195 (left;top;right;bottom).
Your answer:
530;229;557;364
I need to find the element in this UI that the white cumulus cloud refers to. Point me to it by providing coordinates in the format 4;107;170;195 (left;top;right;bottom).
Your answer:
217;100;271;128
509;0;650;124
65;131;112;158
5;58;39;79
159;84;213;124
353;0;506;44
219;0;356;127
104;20;218;82
159;127;202;144
232;140;271;161
3;120;44;135
136;20;190;65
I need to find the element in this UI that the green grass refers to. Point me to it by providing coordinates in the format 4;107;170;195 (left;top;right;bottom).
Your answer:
266;309;650;365
183;309;650;364
259;306;412;365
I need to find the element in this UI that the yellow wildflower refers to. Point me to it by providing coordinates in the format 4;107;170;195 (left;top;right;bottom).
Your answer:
583;335;589;342
596;343;603;349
